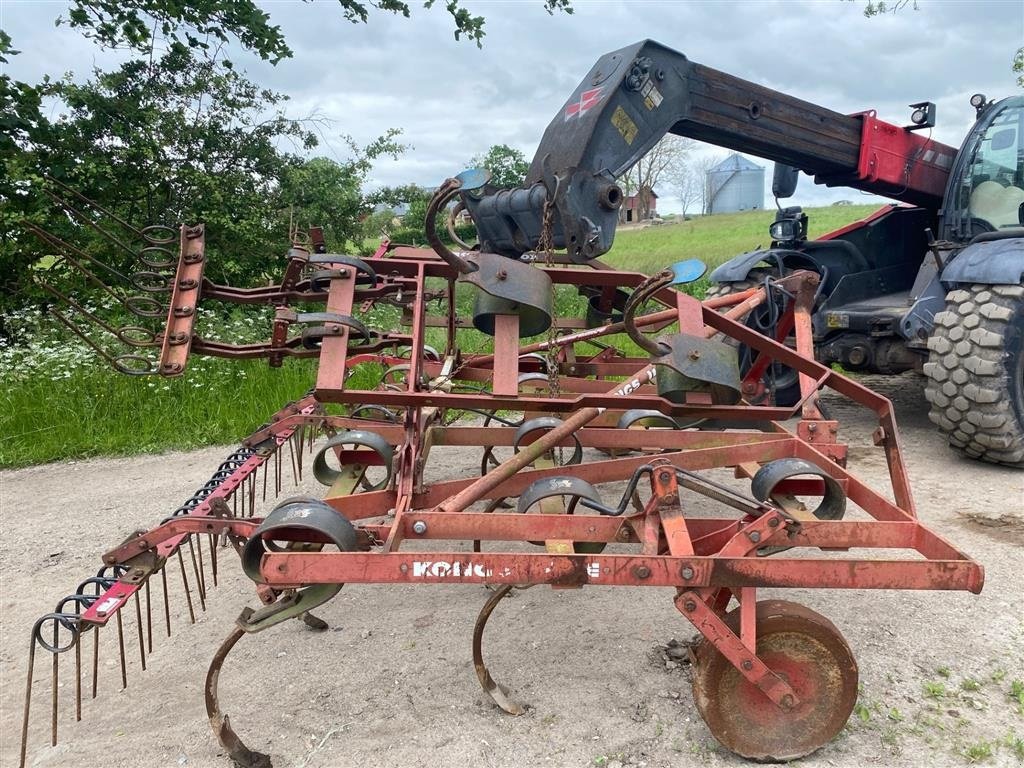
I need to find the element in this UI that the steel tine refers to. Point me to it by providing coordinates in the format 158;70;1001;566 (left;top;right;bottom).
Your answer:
44;175;148;237
275;447;282;498
177;548;197;624
115;610;127;690
145;579;154;653
91;626;100;699
248;473;256;518
189;536;208;609
41;188;139;257
161;566;172;637
75;635;82;722
19;633;38;768
50;623;58;746
288;435;299;486
25;223;132;284
262;460;268;503
210;533;219;588
134;593;147;671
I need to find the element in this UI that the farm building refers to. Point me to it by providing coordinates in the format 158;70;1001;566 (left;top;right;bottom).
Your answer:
706;154;764;214
621;186;658;223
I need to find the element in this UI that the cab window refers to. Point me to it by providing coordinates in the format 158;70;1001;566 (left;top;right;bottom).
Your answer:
965;103;1024;231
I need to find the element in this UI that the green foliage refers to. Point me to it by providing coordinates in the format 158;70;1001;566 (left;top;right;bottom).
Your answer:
61;0;574;60
1014;47;1024;88
471;143;530;189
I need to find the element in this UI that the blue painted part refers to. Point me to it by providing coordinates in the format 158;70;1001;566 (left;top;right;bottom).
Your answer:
940;237;1024;286
668;259;708;285
455;167;492;192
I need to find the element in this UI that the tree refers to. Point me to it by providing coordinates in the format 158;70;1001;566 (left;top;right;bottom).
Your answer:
470;144;530;189
692;154;726;215
620;136;694;220
674;166;702;217
60;0;573;62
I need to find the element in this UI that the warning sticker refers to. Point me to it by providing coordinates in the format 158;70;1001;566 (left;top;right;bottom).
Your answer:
641;79;663;111
825;312;850;329
611;106;639;146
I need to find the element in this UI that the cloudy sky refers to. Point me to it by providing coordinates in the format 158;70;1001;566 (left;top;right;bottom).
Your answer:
2;0;1021;211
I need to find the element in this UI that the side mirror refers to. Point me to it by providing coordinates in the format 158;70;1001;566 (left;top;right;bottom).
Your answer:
772;164;800;199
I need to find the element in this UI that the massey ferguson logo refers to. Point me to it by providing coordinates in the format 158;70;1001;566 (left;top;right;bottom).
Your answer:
564;87;604;121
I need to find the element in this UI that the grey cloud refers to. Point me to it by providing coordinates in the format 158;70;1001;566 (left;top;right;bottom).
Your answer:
3;0;1021;207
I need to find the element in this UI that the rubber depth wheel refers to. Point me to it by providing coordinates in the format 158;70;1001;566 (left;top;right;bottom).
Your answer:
691;600;858;762
706;269;801;407
923;284;1024;467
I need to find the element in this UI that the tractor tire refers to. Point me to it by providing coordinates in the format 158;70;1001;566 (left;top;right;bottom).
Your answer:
706;269;801;407
923;284;1024;467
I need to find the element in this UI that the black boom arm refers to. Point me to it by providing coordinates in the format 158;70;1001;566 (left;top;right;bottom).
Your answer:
463;39;908;261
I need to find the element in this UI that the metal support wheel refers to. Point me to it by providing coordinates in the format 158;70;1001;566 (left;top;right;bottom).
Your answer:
691;600;858;761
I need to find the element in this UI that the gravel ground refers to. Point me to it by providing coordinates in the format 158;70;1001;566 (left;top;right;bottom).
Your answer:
1;373;1022;768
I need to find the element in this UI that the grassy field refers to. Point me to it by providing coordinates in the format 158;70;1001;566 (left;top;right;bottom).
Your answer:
0;204;883;467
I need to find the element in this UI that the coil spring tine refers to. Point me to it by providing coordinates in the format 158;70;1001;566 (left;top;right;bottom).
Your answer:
75;636;82;722
289;435;299;487
262;459;268;504
162;566;172;638
19;629;38;768
145;579;153;654
189;536;207;610
115;610;127;691
50;622;58;746
177;548;197;625
91;626;100;699
134;593;146;672
210;532;219;588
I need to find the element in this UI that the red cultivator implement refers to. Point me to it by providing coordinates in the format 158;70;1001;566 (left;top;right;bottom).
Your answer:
18;174;983;766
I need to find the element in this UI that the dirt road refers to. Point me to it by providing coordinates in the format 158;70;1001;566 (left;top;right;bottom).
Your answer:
2;373;1022;768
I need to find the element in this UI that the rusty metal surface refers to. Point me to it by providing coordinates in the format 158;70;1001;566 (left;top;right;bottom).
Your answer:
19;186;983;767
692;600;859;761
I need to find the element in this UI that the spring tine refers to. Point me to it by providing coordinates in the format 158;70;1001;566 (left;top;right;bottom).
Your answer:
50;624;58;746
41;188;139;257
162;566;172;637
262;460;268;504
91;626;100;699
189;536;208;609
210;533;219;588
145;579;154;653
134;593;146;671
177;548;197;624
275;448;282;498
44;176;147;237
25;223;132;284
48;308;157;377
248;473;256;518
115;610;127;690
75;636;82;722
19;634;38;768
288;435;299;487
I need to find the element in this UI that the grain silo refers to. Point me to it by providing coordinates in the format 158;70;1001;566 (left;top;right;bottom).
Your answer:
706;154;765;214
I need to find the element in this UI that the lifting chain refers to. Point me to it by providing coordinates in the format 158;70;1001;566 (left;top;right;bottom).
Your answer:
537;196;564;465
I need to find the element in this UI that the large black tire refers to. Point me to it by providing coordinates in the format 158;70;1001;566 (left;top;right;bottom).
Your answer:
706;269;801;407
923;284;1024;467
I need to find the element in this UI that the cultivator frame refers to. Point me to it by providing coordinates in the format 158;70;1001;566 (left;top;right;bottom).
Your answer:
19;180;983;766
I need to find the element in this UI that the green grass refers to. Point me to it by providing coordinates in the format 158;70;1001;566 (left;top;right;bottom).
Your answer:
0;204;881;467
0;359;317;467
603;204;882;275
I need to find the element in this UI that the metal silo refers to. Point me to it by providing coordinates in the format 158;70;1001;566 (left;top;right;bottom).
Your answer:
706;154;765;214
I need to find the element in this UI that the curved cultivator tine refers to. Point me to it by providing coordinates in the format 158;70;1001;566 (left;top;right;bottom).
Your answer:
472;584;527;716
